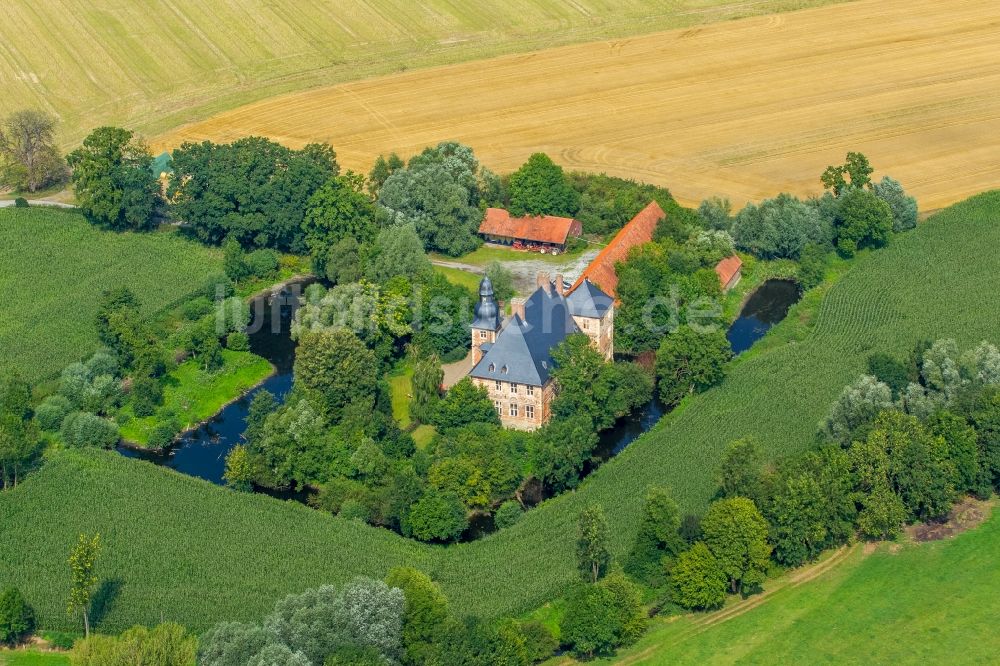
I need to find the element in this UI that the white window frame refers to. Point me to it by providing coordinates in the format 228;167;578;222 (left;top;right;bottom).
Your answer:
511;382;519;394
495;380;502;391
494;400;502;415
525;404;534;419
509;403;518;417
526;385;535;397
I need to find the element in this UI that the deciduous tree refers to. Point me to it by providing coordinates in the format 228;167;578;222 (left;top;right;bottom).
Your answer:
67;533;101;637
576;504;612;583
507;152;579;217
655;326;732;406
670;542;727;610
68;127;159;231
701;497;771;594
0;110;67;193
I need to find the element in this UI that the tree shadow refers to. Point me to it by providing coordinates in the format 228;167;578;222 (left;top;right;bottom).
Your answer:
90;578;123;628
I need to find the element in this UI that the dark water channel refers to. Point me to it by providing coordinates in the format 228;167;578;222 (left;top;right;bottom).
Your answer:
117;278;800;539
117;283;304;494
726;279;802;355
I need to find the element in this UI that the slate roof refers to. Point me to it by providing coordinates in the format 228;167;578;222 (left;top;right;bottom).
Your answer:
479;208;582;245
570;200;664;298
470;283;581;386
471;275;502;331
566;279;614;318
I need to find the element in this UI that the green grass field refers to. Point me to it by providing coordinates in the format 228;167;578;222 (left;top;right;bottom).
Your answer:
0;208;221;383
0;1;842;147
3;193;1000;633
118;350;273;446
603;509;1000;664
0;651;69;666
433;265;482;295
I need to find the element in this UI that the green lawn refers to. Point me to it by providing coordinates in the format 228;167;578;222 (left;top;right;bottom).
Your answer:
3;193;1000;633
411;425;437;450
0;651;70;666
387;363;415;429
433;265;482;295
430;242;593;267
118;350;274;446
0;208;222;383
602;510;1000;664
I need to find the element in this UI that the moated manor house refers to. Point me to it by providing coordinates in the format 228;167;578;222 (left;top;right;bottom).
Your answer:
469;272;614;430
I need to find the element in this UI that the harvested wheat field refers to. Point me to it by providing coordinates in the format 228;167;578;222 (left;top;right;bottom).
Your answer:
0;0;840;145
156;0;1000;210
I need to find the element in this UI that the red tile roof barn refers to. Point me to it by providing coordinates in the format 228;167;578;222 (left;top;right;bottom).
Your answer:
569;200;665;299
479;208;582;245
715;255;743;290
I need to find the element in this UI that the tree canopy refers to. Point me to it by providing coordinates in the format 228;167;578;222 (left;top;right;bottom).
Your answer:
507;152;579;217
377;142;486;256
0;109;67;193
169;137;338;251
67;126;159;231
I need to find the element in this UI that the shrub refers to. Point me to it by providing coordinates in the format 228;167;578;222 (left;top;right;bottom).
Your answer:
148;421;179;450
561;573;645;658
71;622;197;666
182;296;215;320
60;411;120;448
227;331;251;351
200;273;235;300
519;620;558;663
247;248;280;278
670;542;727;610
131;376;164;417
35;394;73;431
85;349;120;378
0;586;35;646
13;197;28;208
494;500;523;530
406;490;467;543
797;243;829;291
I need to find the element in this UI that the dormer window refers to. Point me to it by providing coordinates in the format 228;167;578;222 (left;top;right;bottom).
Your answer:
489;363;495;372
501;365;509;374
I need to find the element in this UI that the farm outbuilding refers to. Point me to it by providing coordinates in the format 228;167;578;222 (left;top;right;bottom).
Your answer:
478;208;582;253
715;255;743;291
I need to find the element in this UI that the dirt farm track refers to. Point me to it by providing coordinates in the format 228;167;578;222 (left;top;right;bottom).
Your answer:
156;0;1000;210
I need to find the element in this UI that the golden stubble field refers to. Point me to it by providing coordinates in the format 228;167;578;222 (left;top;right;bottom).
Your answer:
155;0;1000;210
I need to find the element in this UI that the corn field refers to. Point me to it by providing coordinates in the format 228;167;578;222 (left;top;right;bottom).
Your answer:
2;192;1000;632
0;208;222;382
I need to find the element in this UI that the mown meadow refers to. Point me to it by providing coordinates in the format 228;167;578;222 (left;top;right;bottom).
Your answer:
0;208;222;383
2;192;1000;632
602;507;1000;664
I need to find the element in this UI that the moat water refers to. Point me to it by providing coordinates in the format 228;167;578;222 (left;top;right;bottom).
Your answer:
118;277;800;538
726;279;802;354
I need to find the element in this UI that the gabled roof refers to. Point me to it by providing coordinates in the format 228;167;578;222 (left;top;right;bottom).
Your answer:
569;200;664;298
715;255;743;287
470;284;579;386
479;208;579;245
566;279;614;318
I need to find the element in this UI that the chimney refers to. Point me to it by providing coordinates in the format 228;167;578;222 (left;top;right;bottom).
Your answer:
555;273;565;296
510;297;526;321
536;271;551;294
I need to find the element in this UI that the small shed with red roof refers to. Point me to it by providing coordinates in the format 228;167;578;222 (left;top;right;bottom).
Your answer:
479;208;582;252
715;255;743;292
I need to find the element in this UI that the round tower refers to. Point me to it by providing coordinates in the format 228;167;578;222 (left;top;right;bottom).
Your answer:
471;276;502;366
